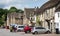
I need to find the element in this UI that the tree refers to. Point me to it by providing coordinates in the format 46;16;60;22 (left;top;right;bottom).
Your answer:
0;20;4;25
9;7;24;13
0;8;5;26
16;9;24;13
0;7;24;26
36;16;42;26
0;8;4;18
3;9;9;21
0;8;9;26
9;7;17;12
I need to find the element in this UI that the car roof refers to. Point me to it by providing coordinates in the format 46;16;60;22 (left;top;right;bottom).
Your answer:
35;26;41;27
10;24;17;26
34;26;45;28
17;25;24;26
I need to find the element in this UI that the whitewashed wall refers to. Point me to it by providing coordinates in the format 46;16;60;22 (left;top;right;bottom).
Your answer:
55;12;60;23
54;12;60;29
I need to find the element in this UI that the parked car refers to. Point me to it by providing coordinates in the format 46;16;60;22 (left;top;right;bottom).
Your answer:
24;25;32;33
10;24;17;28
10;24;17;32
31;26;51;34
17;25;24;32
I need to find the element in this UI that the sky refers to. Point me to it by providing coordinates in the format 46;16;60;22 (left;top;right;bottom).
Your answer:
0;0;49;10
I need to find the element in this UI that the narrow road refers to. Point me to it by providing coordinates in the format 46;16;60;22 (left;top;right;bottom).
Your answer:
0;29;60;36
0;29;34;36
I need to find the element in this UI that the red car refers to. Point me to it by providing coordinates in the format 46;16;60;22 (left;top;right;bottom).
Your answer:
24;25;32;33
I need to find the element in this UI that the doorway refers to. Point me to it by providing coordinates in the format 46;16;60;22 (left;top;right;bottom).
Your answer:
45;20;50;29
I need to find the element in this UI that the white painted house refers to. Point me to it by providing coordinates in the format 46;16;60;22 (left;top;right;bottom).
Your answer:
54;3;60;33
55;12;60;29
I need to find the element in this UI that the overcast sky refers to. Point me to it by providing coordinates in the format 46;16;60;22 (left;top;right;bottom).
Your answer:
0;0;49;10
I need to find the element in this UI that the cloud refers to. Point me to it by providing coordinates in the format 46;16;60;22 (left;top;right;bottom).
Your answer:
4;4;30;10
24;5;30;8
0;0;12;4
2;0;33;9
0;4;6;8
33;0;38;1
0;0;13;8
0;0;49;10
3;4;22;9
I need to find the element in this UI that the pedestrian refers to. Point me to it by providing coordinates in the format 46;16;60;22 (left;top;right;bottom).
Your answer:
10;26;13;32
12;26;17;32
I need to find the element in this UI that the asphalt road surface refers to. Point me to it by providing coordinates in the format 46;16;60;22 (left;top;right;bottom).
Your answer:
0;29;60;36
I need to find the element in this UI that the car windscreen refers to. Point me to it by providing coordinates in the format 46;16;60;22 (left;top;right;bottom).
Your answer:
36;27;45;29
18;26;24;28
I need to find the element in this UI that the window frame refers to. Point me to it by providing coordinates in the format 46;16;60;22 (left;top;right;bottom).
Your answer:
58;13;60;17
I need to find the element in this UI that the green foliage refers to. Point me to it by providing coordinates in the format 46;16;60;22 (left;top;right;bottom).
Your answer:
9;7;17;12
0;8;4;18
16;9;24;13
36;16;42;26
36;16;40;23
9;7;24;13
0;7;24;26
4;9;9;21
0;20;4;25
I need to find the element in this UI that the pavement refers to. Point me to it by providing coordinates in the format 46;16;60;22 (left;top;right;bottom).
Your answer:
0;29;60;36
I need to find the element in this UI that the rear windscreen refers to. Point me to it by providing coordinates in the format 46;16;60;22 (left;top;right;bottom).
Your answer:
18;26;24;28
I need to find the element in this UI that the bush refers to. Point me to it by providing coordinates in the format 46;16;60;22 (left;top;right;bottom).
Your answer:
0;20;4;26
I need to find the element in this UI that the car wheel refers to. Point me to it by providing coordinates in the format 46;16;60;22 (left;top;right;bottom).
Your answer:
29;30;31;32
32;33;35;34
34;31;38;34
27;30;31;33
46;31;50;34
25;31;27;33
10;30;12;32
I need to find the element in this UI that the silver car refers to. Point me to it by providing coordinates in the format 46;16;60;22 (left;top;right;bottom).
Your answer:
31;26;51;34
17;25;24;32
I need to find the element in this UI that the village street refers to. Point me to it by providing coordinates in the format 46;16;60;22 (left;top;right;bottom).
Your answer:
0;0;60;36
0;29;60;36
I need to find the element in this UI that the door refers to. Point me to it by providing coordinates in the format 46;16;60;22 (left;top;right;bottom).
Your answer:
35;27;42;33
39;27;46;33
36;27;45;33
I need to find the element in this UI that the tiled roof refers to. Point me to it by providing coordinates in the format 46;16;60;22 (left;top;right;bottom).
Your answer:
55;3;60;12
24;8;40;14
39;0;60;13
24;8;35;12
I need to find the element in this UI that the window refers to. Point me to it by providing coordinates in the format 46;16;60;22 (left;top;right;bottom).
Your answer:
55;23;59;27
40;27;45;29
36;27;45;29
58;13;60;17
46;10;48;16
36;27;41;29
18;26;24;28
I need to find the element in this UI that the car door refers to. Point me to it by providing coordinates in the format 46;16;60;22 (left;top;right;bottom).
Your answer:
40;27;46;33
38;27;44;33
36;27;46;33
35;27;42;33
